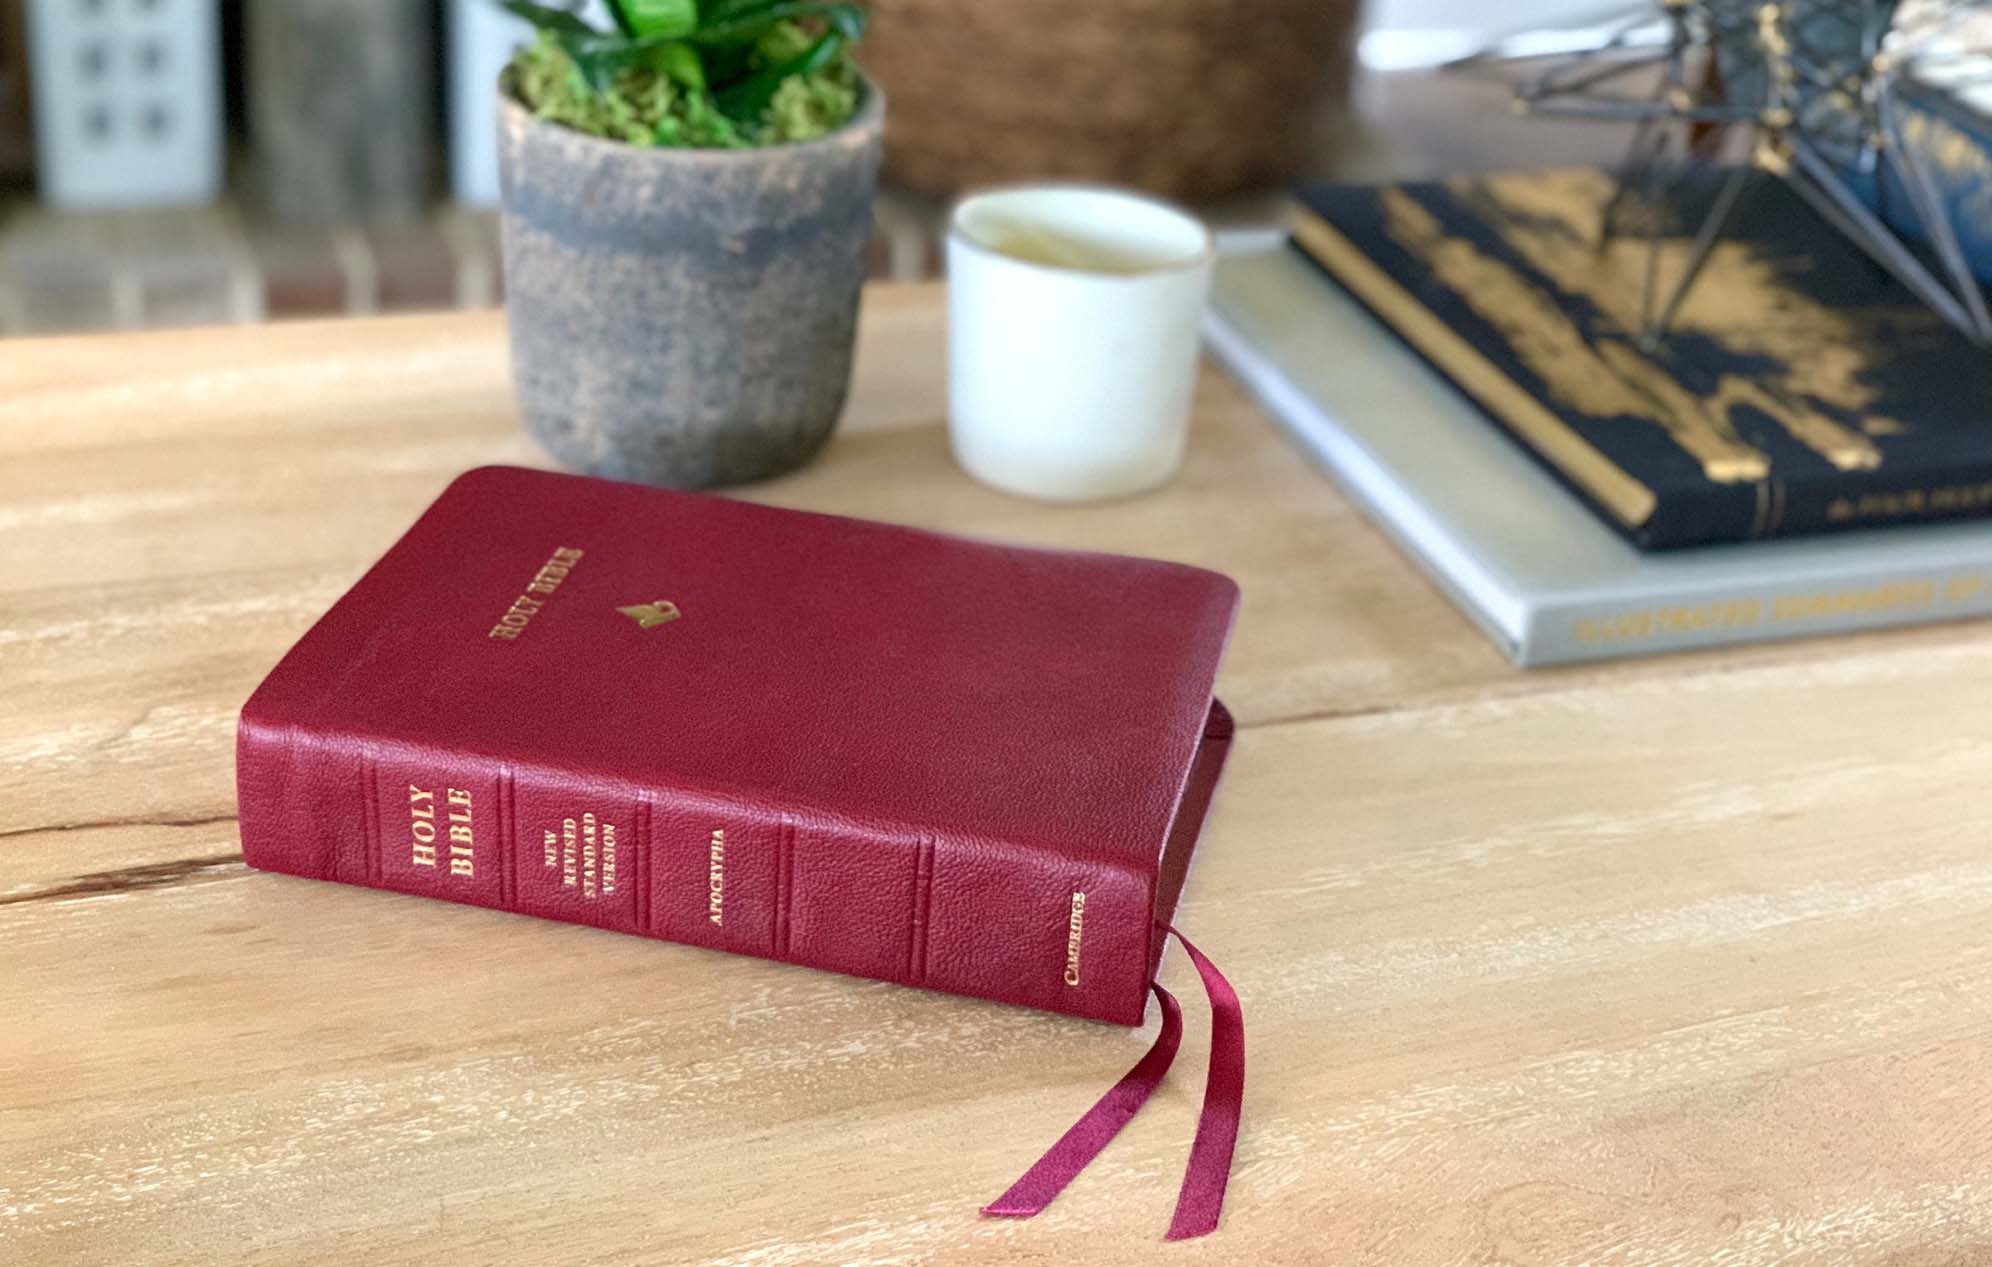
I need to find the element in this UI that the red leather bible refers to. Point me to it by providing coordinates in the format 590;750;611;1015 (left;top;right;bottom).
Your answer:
238;466;1245;1235
237;465;1238;1026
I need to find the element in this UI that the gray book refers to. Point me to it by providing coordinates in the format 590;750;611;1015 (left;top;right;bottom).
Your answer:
1205;244;1992;666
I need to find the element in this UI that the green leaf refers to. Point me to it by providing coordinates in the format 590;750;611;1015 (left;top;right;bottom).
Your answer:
694;2;864;45
552;30;625;91
558;31;677;91
616;0;698;38
822;4;864;39
655;41;706;91
550;26;706;92
698;0;785;25
498;0;604;36
713;29;842;120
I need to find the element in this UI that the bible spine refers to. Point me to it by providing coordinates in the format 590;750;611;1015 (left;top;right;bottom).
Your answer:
235;716;1157;1023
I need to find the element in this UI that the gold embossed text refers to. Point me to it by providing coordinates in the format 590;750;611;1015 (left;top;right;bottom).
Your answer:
707;829;726;925
1063;892;1087;986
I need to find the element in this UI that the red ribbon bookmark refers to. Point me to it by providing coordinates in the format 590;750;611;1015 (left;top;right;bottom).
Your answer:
981;925;1245;1240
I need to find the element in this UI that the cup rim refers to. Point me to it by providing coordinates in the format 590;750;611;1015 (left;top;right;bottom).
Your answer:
947;182;1216;281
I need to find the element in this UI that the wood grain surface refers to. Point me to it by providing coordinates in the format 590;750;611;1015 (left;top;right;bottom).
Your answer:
5;286;1992;1266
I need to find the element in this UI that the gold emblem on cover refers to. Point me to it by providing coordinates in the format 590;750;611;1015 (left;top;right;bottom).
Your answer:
617;600;681;629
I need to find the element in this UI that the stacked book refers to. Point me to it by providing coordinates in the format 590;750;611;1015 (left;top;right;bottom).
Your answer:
1207;164;1992;665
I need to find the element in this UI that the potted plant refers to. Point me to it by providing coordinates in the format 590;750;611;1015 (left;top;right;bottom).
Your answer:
497;0;881;487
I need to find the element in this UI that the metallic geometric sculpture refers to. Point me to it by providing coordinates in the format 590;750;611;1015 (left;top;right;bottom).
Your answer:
1457;1;1992;348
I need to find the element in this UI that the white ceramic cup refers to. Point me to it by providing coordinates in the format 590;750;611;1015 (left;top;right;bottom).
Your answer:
947;185;1215;502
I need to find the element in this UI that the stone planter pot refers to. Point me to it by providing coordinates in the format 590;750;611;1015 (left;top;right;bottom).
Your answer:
497;82;883;487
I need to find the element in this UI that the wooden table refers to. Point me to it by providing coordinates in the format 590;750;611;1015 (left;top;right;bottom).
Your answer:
6;287;1992;1266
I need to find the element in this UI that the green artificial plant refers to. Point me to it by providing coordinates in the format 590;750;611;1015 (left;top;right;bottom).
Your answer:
503;0;866;148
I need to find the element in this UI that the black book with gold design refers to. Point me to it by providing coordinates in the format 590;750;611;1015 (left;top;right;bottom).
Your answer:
1291;168;1992;550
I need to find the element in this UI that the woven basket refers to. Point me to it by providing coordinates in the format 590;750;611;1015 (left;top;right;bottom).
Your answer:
858;0;1360;201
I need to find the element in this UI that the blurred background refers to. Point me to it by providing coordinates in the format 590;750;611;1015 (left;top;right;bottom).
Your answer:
0;0;1630;336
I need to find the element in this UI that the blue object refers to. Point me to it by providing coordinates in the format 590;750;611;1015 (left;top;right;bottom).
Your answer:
1877;78;1992;285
